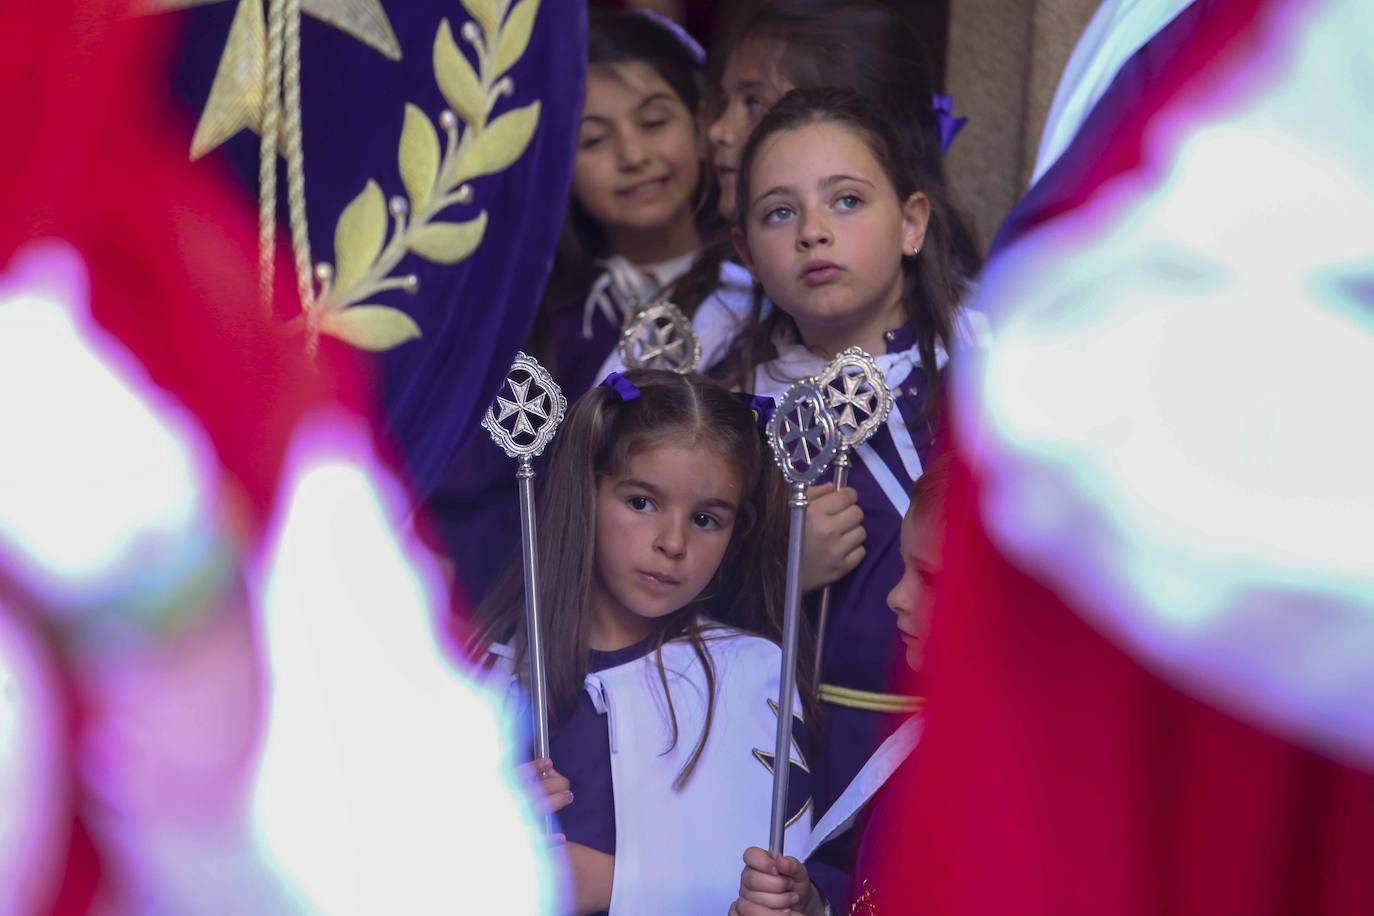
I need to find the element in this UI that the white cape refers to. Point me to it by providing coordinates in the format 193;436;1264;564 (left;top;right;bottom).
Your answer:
487;628;813;915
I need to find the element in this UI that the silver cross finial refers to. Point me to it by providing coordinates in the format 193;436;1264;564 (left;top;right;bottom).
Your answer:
815;346;892;448
482;352;567;459
767;379;840;485
618;300;701;374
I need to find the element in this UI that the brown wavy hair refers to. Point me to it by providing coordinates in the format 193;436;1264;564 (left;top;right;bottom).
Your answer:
470;369;807;787
667;0;981;375
527;9;725;379
718;87;971;424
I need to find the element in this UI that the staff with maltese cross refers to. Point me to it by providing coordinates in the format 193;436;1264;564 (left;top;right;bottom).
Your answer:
764;378;841;853
481;351;567;829
812;347;893;687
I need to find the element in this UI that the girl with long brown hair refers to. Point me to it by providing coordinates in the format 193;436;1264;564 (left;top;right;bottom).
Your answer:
471;369;813;916
720;86;988;912
432;8;716;610
598;0;982;388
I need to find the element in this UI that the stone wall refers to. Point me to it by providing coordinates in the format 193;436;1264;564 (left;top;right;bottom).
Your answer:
943;0;1099;252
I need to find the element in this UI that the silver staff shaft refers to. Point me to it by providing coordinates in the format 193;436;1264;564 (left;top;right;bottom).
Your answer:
811;448;851;689
769;482;809;854
517;458;552;832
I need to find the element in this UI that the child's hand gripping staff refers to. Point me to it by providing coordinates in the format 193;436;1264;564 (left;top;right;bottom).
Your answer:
481;351;568;830
811;347;892;687
764;379;841;853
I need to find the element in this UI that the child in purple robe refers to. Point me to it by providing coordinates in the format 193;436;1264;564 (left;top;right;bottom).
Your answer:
730;457;953;916
471;370;814;916
431;9;717;606
719;87;983;910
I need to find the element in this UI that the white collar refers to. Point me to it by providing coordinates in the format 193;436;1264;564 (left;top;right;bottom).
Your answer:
580;250;703;339
749;308;989;397
753;338;934;399
718;258;753;290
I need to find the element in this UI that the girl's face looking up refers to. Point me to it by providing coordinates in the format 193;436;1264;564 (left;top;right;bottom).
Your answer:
590;443;744;650
735;120;930;358
573;61;701;262
707;39;792;219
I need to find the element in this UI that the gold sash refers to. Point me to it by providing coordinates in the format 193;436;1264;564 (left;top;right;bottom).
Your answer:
818;683;924;714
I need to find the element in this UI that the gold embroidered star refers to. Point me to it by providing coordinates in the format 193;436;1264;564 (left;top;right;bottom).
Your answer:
146;0;402;159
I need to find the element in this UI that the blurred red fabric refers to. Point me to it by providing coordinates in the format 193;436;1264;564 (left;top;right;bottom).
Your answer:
0;0;364;532
0;3;365;910
867;457;1374;914
862;0;1374;911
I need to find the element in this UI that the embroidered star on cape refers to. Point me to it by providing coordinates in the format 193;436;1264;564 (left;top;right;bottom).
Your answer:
752;699;811;829
146;0;402;159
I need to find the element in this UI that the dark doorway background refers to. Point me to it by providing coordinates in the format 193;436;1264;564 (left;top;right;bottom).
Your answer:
595;1;952;91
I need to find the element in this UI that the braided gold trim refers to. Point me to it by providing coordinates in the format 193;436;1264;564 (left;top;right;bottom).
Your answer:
260;0;285;316
147;0;540;354
282;0;317;338
818;684;924;714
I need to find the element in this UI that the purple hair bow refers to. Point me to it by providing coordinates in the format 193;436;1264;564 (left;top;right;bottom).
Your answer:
932;93;968;156
735;392;776;436
634;10;706;66
601;371;642;402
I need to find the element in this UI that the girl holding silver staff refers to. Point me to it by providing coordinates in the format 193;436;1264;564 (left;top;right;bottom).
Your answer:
732;458;953;916
470;369;815;916
433;9;717;607
761;377;841;862
718;87;986;914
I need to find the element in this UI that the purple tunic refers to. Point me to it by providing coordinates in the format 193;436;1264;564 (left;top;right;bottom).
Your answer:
749;323;942;915
810;324;940;823
549;634;816;855
550;636;656;856
541;632;814;916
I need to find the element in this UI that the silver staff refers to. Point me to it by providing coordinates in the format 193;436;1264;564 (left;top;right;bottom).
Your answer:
764;379;840;854
618;300;701;373
812;347;893;688
481;352;567;788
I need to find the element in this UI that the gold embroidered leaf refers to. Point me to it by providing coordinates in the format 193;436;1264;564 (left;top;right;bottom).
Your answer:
320;304;422;351
434;19;485;130
454;100;541;183
333;180;387;296
399;103;440;213
401;210;489;260
406;212;489;264
493;0;539;79
460;0;500;39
